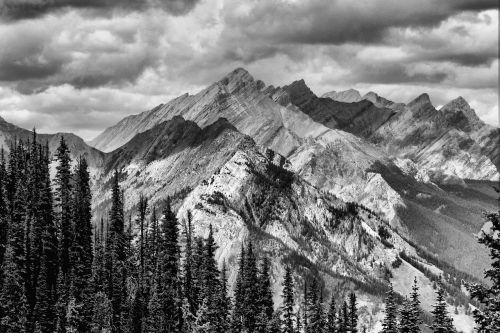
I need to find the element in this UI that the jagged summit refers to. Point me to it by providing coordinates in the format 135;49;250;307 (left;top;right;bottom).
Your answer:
408;93;433;109
322;89;363;103
440;96;483;131
218;67;255;86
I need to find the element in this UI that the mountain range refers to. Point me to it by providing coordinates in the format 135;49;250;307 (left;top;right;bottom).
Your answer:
2;68;498;332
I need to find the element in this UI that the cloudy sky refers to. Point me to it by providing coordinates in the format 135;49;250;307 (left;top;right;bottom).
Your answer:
0;0;498;140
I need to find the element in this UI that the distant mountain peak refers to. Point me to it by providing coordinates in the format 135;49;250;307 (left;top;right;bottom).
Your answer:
363;91;378;99
286;79;312;92
440;96;483;131
219;67;255;86
321;89;362;103
408;93;432;108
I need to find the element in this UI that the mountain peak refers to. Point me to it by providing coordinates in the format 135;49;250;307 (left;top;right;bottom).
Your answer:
282;79;316;104
445;96;471;110
219;67;255;86
364;91;378;99
440;96;483;130
408;93;432;108
321;89;362;103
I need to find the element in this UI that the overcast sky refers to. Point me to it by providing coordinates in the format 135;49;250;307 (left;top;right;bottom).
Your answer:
0;0;498;140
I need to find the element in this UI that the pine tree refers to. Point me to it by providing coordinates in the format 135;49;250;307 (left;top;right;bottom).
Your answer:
307;279;325;333
217;261;231;333
54;136;74;333
106;170;127;332
349;292;357;333
25;131;46;332
409;278;422;333
55;136;73;284
0;246;28;332
202;224;219;301
0;148;7;278
381;284;398;333
230;244;245;333
68;157;93;331
466;190;500;332
34;144;58;333
430;285;456;333
128;288;144;333
267;310;282;333
257;257;274;321
341;301;349;333
399;298;412;333
1;141;29;332
326;297;336;333
137;194;148;291
183;211;194;315
281;266;295;333
147;198;182;332
242;241;259;331
90;291;113;333
336;308;344;333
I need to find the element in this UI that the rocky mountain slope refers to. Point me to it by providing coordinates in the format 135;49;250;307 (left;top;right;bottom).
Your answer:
87;112;476;331
89;68;498;281
0;116;104;168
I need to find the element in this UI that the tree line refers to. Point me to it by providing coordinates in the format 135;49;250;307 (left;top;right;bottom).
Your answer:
0;132;498;333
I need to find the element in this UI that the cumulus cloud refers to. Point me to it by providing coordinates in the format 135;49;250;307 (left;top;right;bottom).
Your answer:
0;0;497;139
0;0;201;19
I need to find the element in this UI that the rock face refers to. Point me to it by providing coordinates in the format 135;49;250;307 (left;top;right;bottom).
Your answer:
362;91;405;111
272;79;396;139
0;116;104;169
88;69;498;282
370;94;499;181
322;89;363;103
90;111;476;331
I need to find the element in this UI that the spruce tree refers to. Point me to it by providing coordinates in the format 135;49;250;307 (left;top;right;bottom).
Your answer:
267;310;282;333
381;284;398;333
106;170;126;332
217;261;231;333
0;246;28;332
1;141;29;332
69;157;93;331
349;292;358;333
55;136;73;283
25;131;46;332
90;292;113;333
336;308;344;333
34;144;58;333
342;301;349;333
242;242;259;331
257;257;274;321
0;149;7;278
430;285;456;333
183;211;194;315
409;278;422;333
327;297;336;333
148;198;182;332
307;279;324;333
466;191;500;332
203;224;219;300
137;194;148;290
231;244;245;333
281;266;295;333
399;298;412;333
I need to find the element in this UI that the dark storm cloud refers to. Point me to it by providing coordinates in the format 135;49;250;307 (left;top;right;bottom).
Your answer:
0;0;201;20
224;0;498;46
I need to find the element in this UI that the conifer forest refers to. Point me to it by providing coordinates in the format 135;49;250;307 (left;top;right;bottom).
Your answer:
0;133;498;333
